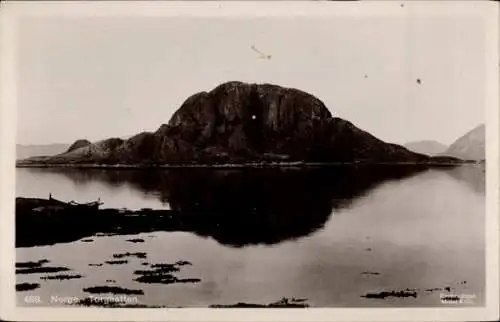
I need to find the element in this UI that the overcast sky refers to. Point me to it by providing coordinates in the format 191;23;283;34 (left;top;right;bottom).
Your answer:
16;14;486;146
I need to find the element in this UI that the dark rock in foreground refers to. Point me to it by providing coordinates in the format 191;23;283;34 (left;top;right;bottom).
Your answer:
361;271;380;276
16;259;50;269
104;260;128;265
16;266;71;275
83;286;144;295
16;283;40;292
361;289;418;299
126;238;145;243
16;259;71;276
40;274;83;280
210;297;309;308
74;298;164;308
112;252;147;259
133;261;201;285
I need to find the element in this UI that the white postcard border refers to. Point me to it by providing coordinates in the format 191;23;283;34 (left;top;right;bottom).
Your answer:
0;1;498;321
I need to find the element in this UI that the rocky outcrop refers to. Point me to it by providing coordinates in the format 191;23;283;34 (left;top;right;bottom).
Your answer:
18;81;454;166
67;139;92;153
165;81;334;161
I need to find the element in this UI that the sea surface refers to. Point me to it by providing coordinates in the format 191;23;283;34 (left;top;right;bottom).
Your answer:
15;165;486;307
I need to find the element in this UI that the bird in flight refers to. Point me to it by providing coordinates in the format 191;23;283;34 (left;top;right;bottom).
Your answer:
251;45;272;60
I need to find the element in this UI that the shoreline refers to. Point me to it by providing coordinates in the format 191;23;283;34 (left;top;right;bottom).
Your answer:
15;161;479;169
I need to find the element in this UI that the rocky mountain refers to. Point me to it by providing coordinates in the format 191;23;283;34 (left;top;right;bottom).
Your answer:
16;144;69;160
404;141;447;156
17;81;461;166
443;124;485;161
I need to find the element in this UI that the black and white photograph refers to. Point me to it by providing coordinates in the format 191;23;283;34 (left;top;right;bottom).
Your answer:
0;1;498;321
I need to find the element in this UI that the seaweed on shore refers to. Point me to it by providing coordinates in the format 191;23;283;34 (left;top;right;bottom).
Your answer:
361;289;418;299
16;282;40;291
210;297;310;308
135;267;179;274
88;263;103;267
40;274;83;280
173;260;192;266
424;287;443;292
83;286;144;295
361;271;380;276
81;238;94;242
16;259;50;268
112;252;147;259
423;286;454;292
146;261;191;271
134;275;200;284
16;266;71;275
126;238;145;243
104;260;129;265
133;261;199;285
75;297;163;308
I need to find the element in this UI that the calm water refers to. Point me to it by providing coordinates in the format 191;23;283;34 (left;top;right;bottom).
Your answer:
15;165;485;307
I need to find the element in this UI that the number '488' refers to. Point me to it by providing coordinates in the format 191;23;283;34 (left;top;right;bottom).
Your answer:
24;295;42;304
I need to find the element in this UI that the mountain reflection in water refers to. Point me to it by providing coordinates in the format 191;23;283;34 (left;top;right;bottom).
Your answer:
17;165;439;247
442;164;485;194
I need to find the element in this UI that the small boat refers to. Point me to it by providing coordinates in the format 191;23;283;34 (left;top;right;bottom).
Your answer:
19;194;103;213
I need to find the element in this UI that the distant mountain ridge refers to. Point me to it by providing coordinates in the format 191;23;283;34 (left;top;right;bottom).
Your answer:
16;144;69;160
17;81;462;166
16;136;132;160
404;141;447;156
443;124;485;161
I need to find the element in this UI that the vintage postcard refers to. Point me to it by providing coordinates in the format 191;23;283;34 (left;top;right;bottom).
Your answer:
0;1;498;321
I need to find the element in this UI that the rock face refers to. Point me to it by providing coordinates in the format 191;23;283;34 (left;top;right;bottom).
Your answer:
404;141;447;156
443;124;485;161
67;139;92;153
166;81;333;162
19;81;442;165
